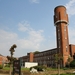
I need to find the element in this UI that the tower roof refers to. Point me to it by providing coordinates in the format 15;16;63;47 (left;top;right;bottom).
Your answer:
54;5;66;12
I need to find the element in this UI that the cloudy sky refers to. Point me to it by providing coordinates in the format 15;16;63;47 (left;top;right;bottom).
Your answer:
0;0;75;57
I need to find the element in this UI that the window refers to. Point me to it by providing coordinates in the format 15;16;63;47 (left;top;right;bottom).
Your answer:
64;25;67;31
58;40;61;48
66;46;68;51
58;32;60;39
64;26;67;39
58;26;60;39
65;37;67;39
64;11;66;16
56;15;57;18
58;29;60;31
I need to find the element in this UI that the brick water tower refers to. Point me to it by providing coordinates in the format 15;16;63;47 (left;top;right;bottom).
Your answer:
54;5;69;67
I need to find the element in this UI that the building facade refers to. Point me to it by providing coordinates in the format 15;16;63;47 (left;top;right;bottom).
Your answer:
33;48;57;67
0;54;8;65
19;5;75;67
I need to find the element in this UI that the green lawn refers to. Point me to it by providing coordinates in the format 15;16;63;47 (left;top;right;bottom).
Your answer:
21;67;30;71
3;67;30;71
52;74;75;75
1;67;75;75
3;67;10;70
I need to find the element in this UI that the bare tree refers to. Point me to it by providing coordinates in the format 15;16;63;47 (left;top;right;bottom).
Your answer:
9;44;17;75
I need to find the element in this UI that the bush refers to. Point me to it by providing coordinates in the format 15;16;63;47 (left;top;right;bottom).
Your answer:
5;64;10;67
70;60;75;68
62;67;69;70
0;65;3;69
30;65;46;71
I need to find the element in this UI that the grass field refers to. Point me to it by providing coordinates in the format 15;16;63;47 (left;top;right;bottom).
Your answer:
0;67;75;75
52;74;75;75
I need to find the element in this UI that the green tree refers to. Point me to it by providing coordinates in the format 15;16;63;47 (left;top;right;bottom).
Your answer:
70;59;75;68
34;51;40;54
70;53;75;68
67;55;72;68
54;53;63;75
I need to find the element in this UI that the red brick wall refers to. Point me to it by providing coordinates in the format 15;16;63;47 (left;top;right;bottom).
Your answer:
54;6;69;67
0;56;8;65
0;56;3;65
29;52;34;62
69;44;75;57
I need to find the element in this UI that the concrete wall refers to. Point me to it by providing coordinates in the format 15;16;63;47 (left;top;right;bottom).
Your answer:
24;62;38;68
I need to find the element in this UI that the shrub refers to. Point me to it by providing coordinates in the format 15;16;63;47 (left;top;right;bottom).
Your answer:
5;64;10;67
30;65;46;71
0;65;3;69
62;67;68;70
70;59;75;68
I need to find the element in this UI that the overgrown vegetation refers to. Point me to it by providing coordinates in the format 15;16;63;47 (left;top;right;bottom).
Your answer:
70;59;75;68
0;65;3;69
0;66;75;75
52;74;75;75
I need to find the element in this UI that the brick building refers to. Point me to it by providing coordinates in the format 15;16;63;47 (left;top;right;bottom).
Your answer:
69;44;75;57
19;5;75;67
54;5;70;67
0;54;8;65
